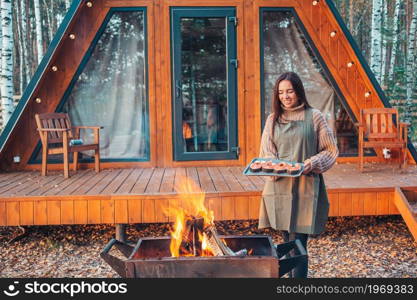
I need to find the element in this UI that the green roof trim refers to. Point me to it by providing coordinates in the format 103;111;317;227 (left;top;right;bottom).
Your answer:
0;0;83;152
326;0;417;162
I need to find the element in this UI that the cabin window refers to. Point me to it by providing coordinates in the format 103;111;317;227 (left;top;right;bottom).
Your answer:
60;8;149;161
260;9;363;156
171;7;238;161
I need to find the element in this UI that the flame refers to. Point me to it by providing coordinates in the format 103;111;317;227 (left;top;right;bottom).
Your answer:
200;232;215;257
167;176;215;257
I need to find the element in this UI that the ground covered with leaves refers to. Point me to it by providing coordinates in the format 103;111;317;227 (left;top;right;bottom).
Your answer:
0;216;416;278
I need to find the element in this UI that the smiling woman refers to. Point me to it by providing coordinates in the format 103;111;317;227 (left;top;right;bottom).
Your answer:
259;71;339;278
278;80;299;109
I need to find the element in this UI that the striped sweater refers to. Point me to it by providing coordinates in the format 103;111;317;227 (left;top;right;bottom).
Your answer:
259;103;339;174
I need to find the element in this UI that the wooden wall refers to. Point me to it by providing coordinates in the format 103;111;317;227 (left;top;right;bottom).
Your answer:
0;0;414;172
0;189;402;226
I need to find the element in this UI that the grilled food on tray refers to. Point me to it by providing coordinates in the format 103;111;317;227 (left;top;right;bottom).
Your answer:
249;162;262;172
248;159;302;176
261;161;275;173
273;162;287;174
287;163;302;175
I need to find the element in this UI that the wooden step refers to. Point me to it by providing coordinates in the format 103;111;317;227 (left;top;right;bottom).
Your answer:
394;187;417;241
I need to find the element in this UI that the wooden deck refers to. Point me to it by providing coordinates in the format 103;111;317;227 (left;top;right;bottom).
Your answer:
1;163;417;226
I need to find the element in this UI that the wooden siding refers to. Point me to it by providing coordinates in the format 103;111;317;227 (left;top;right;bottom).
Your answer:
2;163;417;226
0;0;415;172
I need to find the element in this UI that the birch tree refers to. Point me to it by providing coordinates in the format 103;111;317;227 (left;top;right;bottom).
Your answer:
371;0;383;83
380;0;389;86
388;0;401;83
34;0;43;65
0;7;2;76
404;0;417;123
21;0;30;86
16;0;24;94
1;0;14;126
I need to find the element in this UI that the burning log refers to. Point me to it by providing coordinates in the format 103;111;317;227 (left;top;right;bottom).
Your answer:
179;216;204;256
177;215;247;257
203;224;247;257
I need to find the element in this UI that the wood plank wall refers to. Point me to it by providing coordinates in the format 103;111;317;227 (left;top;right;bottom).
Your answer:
1;0;414;172
0;189;402;226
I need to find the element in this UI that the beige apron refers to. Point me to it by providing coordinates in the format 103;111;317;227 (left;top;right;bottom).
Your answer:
259;108;329;234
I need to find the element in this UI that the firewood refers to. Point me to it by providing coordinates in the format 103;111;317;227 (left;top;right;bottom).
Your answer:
203;224;247;256
179;216;204;256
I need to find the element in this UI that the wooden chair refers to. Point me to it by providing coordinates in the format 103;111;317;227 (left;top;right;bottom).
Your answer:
35;113;101;178
355;108;409;172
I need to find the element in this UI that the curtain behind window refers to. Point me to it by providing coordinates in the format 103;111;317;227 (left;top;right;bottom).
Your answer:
263;11;335;132
62;11;149;160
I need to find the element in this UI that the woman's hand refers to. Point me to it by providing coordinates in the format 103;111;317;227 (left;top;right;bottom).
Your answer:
302;160;312;175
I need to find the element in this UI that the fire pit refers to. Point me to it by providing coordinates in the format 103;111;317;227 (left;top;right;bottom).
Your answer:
101;235;307;278
101;177;306;277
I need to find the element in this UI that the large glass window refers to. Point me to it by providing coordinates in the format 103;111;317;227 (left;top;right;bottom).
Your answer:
171;8;238;161
261;9;364;156
61;9;149;161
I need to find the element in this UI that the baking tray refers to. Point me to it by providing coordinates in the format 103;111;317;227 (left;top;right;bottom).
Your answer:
243;158;304;177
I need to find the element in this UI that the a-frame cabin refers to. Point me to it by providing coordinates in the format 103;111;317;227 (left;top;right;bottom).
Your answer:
1;0;417;234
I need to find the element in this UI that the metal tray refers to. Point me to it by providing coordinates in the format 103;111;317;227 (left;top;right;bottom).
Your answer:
243;158;304;177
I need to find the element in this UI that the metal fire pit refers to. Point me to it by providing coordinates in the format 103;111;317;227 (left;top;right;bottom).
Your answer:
101;235;307;278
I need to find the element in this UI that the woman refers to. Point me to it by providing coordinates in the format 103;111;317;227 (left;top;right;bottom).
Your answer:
259;72;338;278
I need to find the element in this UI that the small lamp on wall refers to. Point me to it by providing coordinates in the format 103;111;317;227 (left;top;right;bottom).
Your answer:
35;97;42;103
365;91;371;98
69;33;76;40
312;0;319;5
347;61;354;68
86;1;93;7
51;66;58;72
330;31;337;38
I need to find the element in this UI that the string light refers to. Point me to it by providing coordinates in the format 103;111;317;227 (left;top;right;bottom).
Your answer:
35;98;42;103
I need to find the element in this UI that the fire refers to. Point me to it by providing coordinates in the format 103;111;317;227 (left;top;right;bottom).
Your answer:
167;176;216;257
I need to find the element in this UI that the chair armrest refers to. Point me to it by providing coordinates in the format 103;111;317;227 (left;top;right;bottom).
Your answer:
72;126;101;144
37;128;70;132
72;126;103;130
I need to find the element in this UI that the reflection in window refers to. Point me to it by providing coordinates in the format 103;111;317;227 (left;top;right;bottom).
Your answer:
262;10;361;156
180;17;228;152
62;11;149;160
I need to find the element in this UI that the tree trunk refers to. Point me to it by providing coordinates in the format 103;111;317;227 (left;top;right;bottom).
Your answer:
16;0;24;95
1;0;14;128
0;3;2;76
349;0;354;31
21;0;30;86
371;0;383;83
34;0;43;65
405;0;417;121
380;0;388;86
388;0;401;83
42;0;52;42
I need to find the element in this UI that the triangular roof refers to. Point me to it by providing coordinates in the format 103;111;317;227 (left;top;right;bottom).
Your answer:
1;0;415;168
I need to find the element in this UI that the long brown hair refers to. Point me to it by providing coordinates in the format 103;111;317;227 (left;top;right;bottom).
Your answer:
271;72;312;134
